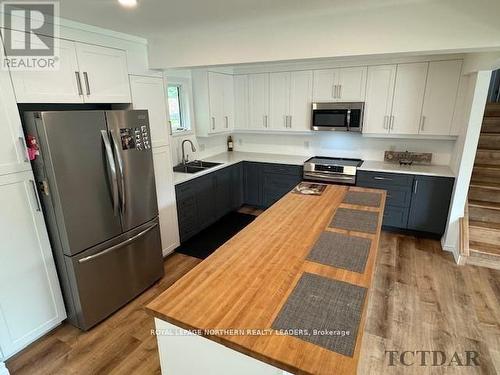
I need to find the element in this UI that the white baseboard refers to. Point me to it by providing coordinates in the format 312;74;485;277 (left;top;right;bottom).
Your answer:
0;362;10;375
441;238;460;264
162;242;179;258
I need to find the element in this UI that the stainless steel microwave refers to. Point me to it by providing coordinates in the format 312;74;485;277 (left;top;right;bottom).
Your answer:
311;102;364;132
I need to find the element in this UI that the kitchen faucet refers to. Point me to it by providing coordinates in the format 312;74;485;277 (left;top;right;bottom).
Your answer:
181;139;196;165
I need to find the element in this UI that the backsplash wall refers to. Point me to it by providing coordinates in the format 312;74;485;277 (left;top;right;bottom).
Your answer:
231;132;456;165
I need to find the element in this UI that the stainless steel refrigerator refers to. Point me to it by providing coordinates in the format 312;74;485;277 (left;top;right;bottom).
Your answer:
23;110;164;330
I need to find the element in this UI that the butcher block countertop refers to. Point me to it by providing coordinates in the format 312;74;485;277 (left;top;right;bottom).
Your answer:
146;185;386;375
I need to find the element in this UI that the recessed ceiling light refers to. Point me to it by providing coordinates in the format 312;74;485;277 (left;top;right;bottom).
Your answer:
118;0;137;8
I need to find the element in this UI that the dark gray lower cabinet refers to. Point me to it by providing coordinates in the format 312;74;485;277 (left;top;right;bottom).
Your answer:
261;164;302;207
243;162;262;206
244;162;302;208
356;170;454;235
407;176;455;234
177;161;303;242
176;164;243;242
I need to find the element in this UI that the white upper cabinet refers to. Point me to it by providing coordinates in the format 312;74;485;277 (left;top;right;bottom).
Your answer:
222;73;235;131
75;43;131;103
208;72;225;133
129;75;170;148
0;38;31;176
9;36;131;104
363;65;397;134
152;146;179;257
248;73;270;129
0;171;66;358
336;67;367;101
289;71;313;131
234;75;249;129
269;71;312;131
420;60;463;136
192;71;234;136
10;39;83;103
313;67;366;102
313;69;337;101
390;62;428;135
269;72;290;129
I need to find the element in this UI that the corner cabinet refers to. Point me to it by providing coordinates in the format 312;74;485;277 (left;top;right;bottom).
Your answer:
130;75;170;148
0;171;66;359
192;70;234;136
9;37;131;104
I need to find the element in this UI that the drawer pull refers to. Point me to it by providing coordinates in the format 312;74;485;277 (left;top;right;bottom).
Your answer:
373;176;393;181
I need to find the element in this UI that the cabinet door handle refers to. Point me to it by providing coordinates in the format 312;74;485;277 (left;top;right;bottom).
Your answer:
211;117;216;130
168;120;173;135
414;180;419;194
75;71;83;96
390;115;395;130
288;115;292;128
18;136;29;162
383;115;388;129
30;180;41;212
83;72;91;95
263;115;268;128
225;116;229;128
338;84;342;99
420;115;426;131
373;176;392;181
332;84;337;99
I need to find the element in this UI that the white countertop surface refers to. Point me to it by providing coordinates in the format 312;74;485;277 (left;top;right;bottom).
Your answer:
173;152;455;185
358;160;455;178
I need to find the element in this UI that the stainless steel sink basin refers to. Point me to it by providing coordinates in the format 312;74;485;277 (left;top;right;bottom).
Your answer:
173;160;222;174
186;160;222;168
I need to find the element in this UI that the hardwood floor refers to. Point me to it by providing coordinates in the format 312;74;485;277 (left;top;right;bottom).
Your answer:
6;232;500;375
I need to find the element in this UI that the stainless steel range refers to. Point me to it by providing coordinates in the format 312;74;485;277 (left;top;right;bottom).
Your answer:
303;157;364;185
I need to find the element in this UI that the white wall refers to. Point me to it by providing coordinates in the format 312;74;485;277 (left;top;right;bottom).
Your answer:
232;132;455;165
149;0;500;69
442;71;491;259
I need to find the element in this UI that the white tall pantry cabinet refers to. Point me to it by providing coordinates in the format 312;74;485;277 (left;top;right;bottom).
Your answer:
0;38;66;362
129;75;180;256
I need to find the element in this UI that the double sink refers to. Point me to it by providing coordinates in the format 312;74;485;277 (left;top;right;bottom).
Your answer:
173;160;222;174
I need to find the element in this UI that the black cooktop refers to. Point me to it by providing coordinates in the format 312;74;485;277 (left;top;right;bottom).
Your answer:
305;156;363;167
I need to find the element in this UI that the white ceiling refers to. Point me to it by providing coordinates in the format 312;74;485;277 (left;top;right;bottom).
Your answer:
59;0;500;68
59;0;413;39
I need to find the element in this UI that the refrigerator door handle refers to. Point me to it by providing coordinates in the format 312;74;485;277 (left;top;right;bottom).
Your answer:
100;130;119;216
110;129;126;214
78;222;158;263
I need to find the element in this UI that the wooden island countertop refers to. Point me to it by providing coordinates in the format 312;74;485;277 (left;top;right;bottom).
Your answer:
146;185;386;375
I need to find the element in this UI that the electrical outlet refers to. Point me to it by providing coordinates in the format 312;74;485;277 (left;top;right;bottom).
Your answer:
199;144;206;152
304;141;310;149
238;139;243;145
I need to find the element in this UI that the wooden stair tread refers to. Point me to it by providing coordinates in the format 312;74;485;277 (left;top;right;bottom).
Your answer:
469;241;500;257
468;200;500;210
469;181;500;190
469;220;500;231
473;163;500;170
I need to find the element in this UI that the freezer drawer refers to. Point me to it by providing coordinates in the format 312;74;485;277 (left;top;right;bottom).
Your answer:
65;218;163;330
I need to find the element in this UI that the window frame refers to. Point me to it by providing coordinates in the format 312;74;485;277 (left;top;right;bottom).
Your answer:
166;77;194;136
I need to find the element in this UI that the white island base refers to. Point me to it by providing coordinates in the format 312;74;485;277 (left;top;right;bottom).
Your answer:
154;319;293;375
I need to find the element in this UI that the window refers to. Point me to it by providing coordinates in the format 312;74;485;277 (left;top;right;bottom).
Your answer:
167;78;193;134
167;84;184;132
